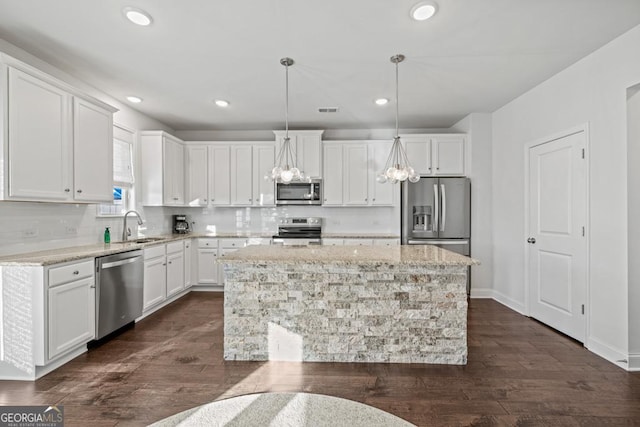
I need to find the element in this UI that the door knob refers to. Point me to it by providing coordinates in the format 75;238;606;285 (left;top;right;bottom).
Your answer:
527;237;536;244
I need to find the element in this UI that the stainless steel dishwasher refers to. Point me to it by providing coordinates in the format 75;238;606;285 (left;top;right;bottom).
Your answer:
95;250;144;340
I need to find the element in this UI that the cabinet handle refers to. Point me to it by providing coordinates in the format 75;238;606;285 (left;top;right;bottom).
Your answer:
168;261;172;264
437;167;440;170
73;270;79;275
372;198;376;201
173;197;178;200
76;189;83;193
90;285;95;289
324;198;327;202
204;199;207;202
64;188;70;193
162;263;167;266
365;198;368;202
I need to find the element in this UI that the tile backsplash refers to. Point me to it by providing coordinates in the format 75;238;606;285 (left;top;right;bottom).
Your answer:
0;202;400;256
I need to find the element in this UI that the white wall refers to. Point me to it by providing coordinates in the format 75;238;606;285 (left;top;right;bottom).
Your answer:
452;113;493;295
492;24;640;367
627;85;640;369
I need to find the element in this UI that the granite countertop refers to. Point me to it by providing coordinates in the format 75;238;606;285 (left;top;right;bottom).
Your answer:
221;244;479;266
0;232;400;266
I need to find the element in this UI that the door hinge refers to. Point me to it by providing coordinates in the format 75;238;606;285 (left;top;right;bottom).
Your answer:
581;148;585;159
581;304;585;315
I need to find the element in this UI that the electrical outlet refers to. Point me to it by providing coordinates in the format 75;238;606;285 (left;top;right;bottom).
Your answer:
22;228;39;238
66;226;78;235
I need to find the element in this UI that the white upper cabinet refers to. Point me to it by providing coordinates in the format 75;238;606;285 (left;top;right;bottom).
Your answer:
209;145;231;206
1;57;116;203
323;141;397;207
252;144;275;206
322;144;344;205
186;145;209;206
343;144;369;205
401;134;466;176
231;145;253;206
184;142;275;207
369;142;395;206
73;98;113;202
140;131;185;206
274;130;323;178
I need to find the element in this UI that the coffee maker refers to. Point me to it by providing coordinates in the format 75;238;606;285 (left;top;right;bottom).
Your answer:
173;215;190;234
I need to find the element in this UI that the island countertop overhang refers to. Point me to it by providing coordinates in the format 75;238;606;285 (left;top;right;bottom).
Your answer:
221;244;479;266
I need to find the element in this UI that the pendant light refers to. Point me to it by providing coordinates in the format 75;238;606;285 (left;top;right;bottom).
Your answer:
377;54;420;184
268;57;303;183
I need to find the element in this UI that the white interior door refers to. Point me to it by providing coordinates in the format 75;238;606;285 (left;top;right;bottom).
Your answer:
527;130;587;342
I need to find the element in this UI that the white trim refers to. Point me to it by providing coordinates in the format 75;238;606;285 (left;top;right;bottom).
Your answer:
523;123;590;340
586;335;631;371
492;289;526;315
628;353;640;371
469;287;494;298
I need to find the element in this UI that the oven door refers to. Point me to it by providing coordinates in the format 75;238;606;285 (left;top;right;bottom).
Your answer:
276;181;322;205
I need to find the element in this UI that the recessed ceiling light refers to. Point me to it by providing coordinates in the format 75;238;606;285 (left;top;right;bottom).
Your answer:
123;7;153;26
375;98;389;106
410;2;438;21
126;96;143;103
214;99;229;107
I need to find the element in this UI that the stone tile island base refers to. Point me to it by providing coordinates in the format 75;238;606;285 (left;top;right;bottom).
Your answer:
222;245;477;364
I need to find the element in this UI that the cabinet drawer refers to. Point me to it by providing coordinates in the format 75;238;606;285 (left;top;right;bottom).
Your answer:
198;238;218;249
166;241;183;254
49;259;94;287
144;244;166;260
219;238;246;249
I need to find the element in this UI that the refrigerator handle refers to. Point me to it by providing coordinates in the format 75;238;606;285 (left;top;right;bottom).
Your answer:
441;183;446;232
433;183;439;232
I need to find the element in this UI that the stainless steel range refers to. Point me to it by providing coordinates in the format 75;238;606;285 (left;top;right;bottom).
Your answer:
272;217;322;245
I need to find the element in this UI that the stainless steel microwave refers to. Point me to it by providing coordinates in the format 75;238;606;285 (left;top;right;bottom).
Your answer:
275;179;322;205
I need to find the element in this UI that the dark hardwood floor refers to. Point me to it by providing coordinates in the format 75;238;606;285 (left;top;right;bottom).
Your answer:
1;293;639;426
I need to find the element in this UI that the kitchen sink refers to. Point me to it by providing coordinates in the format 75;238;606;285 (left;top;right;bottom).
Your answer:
124;237;167;244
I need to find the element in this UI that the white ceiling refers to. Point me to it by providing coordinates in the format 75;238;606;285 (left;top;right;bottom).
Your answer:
1;0;639;131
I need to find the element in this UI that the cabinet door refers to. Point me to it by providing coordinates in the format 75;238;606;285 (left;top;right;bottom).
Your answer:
163;139;177;204
432;136;465;175
166;251;185;297
8;68;72;200
252;144;275;206
209;145;231;205
370;142;395;206
186;145;209;206
230;145;253;205
404;137;432;176
73;98;113;202
197;248;218;285
297;134;322;178
48;277;95;360
184;240;192;288
173;142;185;204
322;144;343;205
343;144;368;205
143;256;166;311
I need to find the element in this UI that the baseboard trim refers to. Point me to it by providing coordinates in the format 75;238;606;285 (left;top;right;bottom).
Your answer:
491;289;526;315
191;285;223;292
469;287;493;298
628;353;640;371
586;336;631;371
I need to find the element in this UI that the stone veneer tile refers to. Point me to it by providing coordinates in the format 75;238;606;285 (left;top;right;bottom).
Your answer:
223;261;468;365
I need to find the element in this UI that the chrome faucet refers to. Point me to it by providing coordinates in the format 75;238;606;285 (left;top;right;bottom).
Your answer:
122;210;144;241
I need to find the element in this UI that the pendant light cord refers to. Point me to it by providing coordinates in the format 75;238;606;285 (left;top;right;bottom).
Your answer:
285;61;289;140
395;59;399;138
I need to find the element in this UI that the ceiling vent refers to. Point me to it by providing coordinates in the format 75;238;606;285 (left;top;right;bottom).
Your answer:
318;107;339;113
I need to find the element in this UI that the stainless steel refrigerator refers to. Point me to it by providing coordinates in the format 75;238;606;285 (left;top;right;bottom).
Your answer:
401;177;471;291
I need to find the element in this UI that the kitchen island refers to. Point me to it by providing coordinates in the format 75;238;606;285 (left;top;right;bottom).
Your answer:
222;245;478;364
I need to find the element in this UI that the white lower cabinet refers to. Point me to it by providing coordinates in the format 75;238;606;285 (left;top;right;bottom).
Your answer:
143;242;187;312
196;238;219;287
47;259;95;360
166;241;185;297
184;239;192;288
143;246;167;312
373;238;400;246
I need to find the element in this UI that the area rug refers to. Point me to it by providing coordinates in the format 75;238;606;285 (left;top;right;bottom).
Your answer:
150;392;415;427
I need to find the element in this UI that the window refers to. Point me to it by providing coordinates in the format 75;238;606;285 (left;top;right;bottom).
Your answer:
97;124;136;216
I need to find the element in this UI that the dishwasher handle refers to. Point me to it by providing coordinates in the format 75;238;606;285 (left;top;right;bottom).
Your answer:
101;256;141;270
